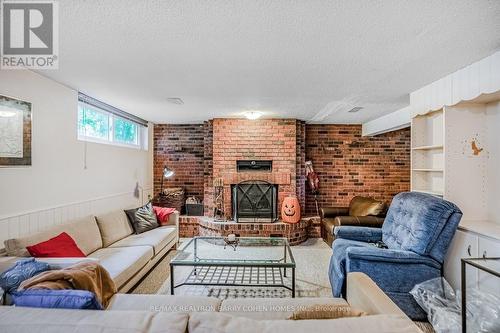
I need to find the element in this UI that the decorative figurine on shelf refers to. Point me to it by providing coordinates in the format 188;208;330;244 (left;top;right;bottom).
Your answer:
224;234;239;250
213;177;225;221
281;195;301;223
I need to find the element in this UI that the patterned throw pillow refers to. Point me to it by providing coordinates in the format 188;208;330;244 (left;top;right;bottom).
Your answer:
125;202;159;234
0;258;50;293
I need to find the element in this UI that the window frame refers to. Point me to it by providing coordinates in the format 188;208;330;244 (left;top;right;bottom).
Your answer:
77;101;148;150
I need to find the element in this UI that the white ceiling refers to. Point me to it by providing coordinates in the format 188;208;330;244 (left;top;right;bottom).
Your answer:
39;0;500;124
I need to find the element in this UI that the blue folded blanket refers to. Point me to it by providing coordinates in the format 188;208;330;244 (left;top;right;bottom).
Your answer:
12;289;103;310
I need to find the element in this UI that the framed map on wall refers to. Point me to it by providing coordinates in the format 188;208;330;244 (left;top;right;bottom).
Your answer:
0;95;32;166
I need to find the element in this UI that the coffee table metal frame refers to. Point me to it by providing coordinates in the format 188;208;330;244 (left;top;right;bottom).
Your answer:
460;257;500;333
170;236;296;297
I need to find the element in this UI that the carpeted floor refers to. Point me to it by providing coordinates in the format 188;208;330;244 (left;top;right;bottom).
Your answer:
131;238;333;298
130;237;435;332
130;249;178;294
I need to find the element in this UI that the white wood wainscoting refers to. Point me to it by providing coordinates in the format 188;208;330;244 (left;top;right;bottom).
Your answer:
0;189;152;252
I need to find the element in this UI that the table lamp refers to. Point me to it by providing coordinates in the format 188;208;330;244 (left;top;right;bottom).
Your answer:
159;165;174;196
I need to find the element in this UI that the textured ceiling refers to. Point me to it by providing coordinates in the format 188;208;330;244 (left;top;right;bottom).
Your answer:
38;0;500;124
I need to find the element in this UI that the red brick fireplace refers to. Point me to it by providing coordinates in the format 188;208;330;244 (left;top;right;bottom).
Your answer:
212;118;305;220
153;120;410;241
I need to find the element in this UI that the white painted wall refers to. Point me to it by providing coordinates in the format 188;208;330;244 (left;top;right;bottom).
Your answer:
486;101;500;223
0;70;153;244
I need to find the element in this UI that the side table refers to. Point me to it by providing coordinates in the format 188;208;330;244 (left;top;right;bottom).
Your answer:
460;257;500;333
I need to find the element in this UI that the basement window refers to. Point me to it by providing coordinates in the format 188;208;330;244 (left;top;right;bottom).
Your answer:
77;93;148;150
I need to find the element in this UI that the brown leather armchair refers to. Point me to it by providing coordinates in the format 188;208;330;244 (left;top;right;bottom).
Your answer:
320;196;387;246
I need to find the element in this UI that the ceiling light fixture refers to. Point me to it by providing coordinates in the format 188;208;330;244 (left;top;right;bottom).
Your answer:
348;106;364;113
244;111;263;120
166;97;184;105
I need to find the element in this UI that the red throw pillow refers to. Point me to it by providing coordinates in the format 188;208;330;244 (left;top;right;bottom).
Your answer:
26;232;86;257
153;206;177;226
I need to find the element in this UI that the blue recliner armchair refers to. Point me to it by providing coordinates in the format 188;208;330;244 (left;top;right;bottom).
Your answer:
329;192;462;320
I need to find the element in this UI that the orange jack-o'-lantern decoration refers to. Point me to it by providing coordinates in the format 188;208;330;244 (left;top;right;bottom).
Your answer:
281;195;301;223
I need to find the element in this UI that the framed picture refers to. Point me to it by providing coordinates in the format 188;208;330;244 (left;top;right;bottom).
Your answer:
0;94;32;166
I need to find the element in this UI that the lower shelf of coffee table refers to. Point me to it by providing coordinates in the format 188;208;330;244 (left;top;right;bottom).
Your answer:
172;265;295;296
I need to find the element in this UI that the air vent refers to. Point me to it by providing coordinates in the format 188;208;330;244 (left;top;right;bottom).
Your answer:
166;97;184;105
237;160;272;172
348;106;363;113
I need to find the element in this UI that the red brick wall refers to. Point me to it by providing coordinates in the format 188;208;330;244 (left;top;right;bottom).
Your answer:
212;119;299;219
154;121;411;219
203;120;214;215
153;124;205;199
304;125;411;215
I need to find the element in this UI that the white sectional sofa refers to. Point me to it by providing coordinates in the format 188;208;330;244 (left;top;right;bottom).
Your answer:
0;273;422;333
0;213;424;332
2;209;180;292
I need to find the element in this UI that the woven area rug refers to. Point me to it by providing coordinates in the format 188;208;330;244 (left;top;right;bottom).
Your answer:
132;238;333;299
131;237;435;331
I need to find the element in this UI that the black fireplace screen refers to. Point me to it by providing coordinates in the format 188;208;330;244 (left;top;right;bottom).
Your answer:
232;180;278;223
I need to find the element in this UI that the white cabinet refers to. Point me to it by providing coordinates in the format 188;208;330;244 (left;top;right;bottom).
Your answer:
444;226;500;294
411;101;499;222
477;237;500;297
444;229;478;290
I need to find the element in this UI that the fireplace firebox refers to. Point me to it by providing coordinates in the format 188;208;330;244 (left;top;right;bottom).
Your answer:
231;180;278;223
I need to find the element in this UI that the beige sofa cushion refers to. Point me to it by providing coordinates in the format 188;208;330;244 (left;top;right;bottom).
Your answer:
220;297;348;320
109;225;177;255
95;210;134;247
0;306;188;333
88;246;153;288
347;272;409;317
188;312;421;333
108;294;221;312
0;257;18;274
4;216;102;257
35;257;100;269
288;304;367;320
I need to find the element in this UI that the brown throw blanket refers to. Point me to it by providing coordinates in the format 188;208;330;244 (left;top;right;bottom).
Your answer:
19;261;117;308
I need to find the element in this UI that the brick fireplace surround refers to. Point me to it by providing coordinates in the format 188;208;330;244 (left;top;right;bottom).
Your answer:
154;120;410;244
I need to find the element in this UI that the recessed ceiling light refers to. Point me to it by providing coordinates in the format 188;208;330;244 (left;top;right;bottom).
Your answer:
244;111;263;120
166;97;184;105
348;106;364;113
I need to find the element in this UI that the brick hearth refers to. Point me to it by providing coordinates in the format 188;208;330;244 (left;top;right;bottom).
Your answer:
179;215;321;246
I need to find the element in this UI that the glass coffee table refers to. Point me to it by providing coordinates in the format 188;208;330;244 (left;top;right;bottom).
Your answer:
170;236;296;297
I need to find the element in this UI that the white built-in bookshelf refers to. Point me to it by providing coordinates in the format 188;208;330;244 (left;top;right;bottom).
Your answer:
407;52;500;293
411;109;445;197
412;98;500;293
411;99;499;223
